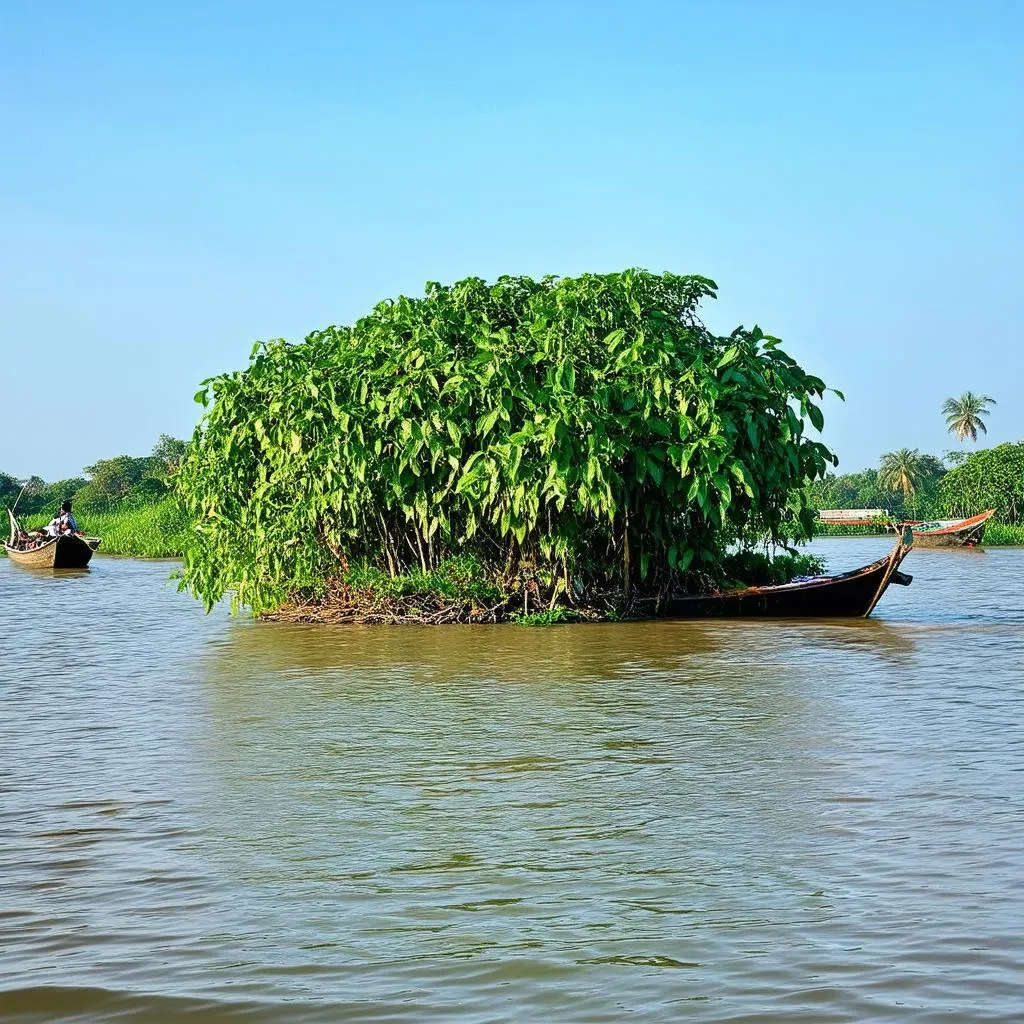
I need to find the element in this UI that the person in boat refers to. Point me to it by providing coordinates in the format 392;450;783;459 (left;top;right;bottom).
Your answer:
44;501;80;538
56;500;80;535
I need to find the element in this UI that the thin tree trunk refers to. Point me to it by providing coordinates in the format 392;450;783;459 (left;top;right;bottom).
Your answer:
374;510;398;577
414;523;428;574
623;507;631;600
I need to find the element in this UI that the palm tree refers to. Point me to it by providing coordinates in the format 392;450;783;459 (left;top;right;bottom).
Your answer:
879;449;926;512
942;392;996;443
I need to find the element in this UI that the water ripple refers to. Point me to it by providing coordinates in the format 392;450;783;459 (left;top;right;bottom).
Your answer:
1;539;1023;1021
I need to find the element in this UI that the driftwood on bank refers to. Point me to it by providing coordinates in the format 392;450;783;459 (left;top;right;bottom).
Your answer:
262;575;505;625
260;575;619;625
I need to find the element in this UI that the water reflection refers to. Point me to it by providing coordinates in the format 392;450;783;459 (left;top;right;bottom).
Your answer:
203;614;917;687
2;564;92;580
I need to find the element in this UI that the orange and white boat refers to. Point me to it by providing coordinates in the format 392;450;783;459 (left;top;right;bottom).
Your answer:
816;508;996;547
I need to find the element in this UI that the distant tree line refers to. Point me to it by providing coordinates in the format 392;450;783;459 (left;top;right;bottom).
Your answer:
0;435;188;519
808;391;1020;524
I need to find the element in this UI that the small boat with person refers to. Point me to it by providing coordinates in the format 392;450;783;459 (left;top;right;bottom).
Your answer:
664;527;914;618
5;507;100;569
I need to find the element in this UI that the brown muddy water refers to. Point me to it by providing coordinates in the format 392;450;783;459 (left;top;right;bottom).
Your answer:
1;538;1022;1022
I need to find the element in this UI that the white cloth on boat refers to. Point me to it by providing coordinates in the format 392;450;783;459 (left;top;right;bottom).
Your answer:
44;511;79;537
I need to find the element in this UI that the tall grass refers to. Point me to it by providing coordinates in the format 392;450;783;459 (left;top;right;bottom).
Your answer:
15;498;189;558
979;523;1024;546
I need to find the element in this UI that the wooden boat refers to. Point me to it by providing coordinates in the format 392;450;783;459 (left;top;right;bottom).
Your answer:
663;527;914;619
905;509;995;548
5;508;100;569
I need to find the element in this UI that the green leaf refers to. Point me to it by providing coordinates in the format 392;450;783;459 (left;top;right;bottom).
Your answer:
478;408;500;435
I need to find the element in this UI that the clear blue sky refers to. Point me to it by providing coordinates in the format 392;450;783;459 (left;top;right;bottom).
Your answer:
1;1;1021;482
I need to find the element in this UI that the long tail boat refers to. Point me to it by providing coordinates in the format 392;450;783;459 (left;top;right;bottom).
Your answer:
816;508;995;547
5;509;100;569
903;509;995;547
663;527;914;618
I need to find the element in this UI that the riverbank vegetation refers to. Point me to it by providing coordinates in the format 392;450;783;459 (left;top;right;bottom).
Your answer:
809;442;1024;531
178;270;841;620
977;523;1024;546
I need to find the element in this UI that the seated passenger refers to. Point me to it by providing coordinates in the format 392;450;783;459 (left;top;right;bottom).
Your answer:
45;500;81;538
59;500;81;535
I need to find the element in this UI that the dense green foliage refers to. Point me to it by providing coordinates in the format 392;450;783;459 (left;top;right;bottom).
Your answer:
808;455;947;520
178;271;840;615
878;449;944;501
811;441;1024;534
980;523;1024;545
938;443;1024;524
718;550;824;588
0;473;87;517
341;555;502;604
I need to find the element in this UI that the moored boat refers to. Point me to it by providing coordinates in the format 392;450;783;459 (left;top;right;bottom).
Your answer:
663;527;914;618
906;509;995;548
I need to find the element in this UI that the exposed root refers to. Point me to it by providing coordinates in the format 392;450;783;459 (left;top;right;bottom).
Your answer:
260;577;625;625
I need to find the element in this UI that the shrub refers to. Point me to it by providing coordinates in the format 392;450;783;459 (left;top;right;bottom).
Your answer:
178;270;838;615
939;443;1024;524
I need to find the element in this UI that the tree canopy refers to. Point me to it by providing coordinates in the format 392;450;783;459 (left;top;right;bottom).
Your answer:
178;270;839;616
877;448;945;504
939;443;1024;524
2;437;188;518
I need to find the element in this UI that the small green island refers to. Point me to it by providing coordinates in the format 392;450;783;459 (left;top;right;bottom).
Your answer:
174;270;838;622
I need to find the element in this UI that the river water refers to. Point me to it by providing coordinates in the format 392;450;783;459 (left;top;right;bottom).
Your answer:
1;538;1022;1022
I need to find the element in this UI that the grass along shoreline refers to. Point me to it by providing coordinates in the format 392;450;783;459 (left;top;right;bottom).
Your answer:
262;551;826;626
4;501;1022;567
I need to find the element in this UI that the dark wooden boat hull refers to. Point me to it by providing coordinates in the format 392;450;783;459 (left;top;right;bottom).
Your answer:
663;530;913;619
4;534;96;569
